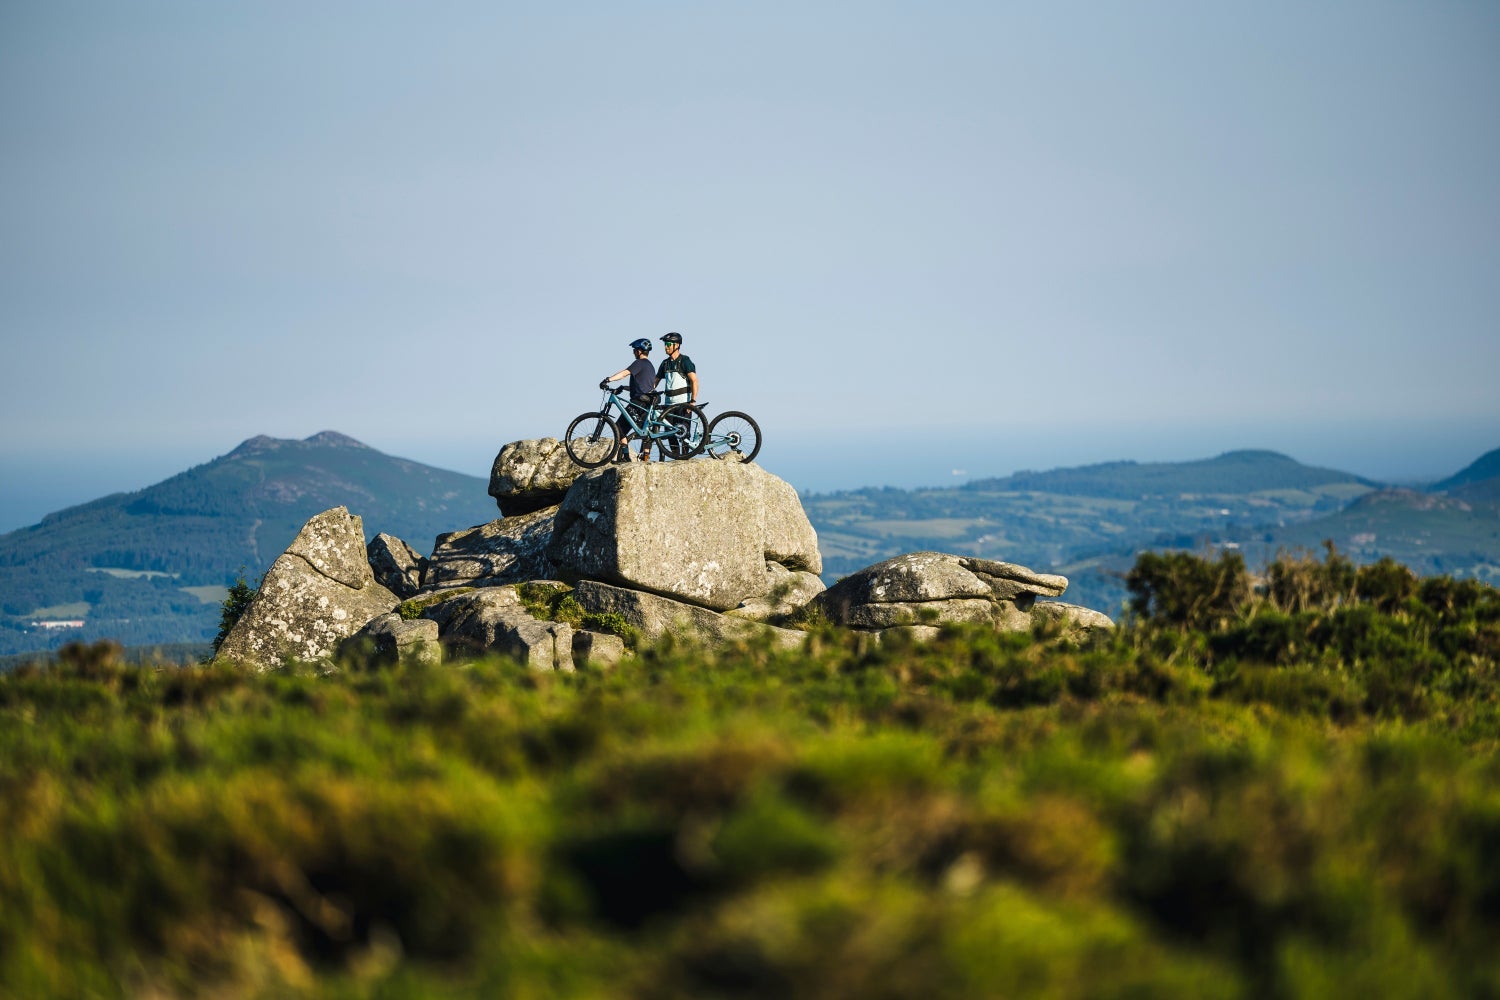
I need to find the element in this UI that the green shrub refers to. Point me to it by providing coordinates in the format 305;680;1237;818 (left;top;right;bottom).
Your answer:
1266;542;1357;613
1126;549;1252;630
395;587;474;620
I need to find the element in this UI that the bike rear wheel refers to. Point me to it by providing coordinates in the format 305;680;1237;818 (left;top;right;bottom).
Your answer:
564;411;622;468
705;411;761;463
658;403;708;460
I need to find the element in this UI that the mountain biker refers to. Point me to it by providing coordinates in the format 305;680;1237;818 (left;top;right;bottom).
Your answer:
656;332;698;408
602;338;658;462
649;332;700;460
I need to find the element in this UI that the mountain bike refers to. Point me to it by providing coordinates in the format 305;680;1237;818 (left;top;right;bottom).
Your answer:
564;384;709;468
697;408;762;463
641;401;763;464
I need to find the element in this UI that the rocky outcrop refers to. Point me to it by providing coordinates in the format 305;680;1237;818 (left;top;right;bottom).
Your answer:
216;507;398;668
425;507;558;590
367;533;426;598
489;438;587;516
548;462;821;612
418;586;574;670
215;451;1115;671
573;629;626;669
726;563;826;622
1031;601;1116;636
572;580;806;650
349;612;443;667
814;552;1071;631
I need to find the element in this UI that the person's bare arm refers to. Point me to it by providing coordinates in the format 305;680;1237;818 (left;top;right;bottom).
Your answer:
688;371;700;402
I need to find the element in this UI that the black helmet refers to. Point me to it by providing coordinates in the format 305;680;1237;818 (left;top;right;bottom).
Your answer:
661;332;683;346
629;338;652;353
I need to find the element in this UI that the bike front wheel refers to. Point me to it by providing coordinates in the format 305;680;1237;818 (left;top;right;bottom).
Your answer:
705;411;761;463
659;403;709;460
564;411;622;468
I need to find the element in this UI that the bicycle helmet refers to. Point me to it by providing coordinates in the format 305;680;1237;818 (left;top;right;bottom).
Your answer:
661;332;683;346
629;338;652;353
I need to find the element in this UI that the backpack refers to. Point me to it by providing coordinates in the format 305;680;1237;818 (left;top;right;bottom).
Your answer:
660;354;694;402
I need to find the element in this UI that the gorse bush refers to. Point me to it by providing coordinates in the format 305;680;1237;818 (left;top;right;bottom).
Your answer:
1126;549;1254;630
1125;546;1500;725
2;551;1499;997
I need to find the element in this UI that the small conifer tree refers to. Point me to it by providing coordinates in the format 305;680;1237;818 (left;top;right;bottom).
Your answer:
211;569;259;654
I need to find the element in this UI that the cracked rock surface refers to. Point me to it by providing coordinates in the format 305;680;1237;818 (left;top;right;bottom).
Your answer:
425;507;558;590
814;551;1073;632
547;462;820;612
215;506;398;669
489;438;585;516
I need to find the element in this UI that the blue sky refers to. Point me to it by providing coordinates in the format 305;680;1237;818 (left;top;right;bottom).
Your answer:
2;2;1498;530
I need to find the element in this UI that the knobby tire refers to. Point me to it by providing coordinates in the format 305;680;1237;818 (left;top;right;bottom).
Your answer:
564;411;622;468
705;411;761;463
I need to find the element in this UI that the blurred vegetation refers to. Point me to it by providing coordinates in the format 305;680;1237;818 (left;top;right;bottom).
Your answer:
3;548;1499;998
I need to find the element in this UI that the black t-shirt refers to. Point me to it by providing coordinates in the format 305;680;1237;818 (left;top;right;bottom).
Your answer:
627;358;656;399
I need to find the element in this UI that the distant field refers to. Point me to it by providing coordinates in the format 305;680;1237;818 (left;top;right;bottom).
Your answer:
28;602;90;619
856;517;983;540
86;567;179;580
180;585;230;605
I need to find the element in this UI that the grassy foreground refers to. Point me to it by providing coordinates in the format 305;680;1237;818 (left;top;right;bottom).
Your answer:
2;551;1499;998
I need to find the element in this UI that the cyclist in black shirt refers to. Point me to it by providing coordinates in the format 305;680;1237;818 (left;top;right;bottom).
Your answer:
602;338;658;462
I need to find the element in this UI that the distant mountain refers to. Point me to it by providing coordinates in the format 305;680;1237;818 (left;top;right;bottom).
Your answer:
805;446;1500;615
967;449;1377;499
0;432;497;655
1241;488;1500;583
1429;447;1500;503
805;449;1383;613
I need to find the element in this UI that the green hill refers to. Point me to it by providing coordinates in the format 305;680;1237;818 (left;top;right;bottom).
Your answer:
1240;488;1500;584
0;432;497;655
1429;446;1500;503
806;446;1500;615
806;450;1382;612
967;449;1376;498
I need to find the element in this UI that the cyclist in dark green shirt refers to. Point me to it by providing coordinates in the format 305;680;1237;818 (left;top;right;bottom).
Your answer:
651;332;701;461
656;331;699;406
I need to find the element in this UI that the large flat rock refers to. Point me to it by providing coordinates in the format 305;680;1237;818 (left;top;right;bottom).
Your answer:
547;462;821;612
815;551;1071;632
